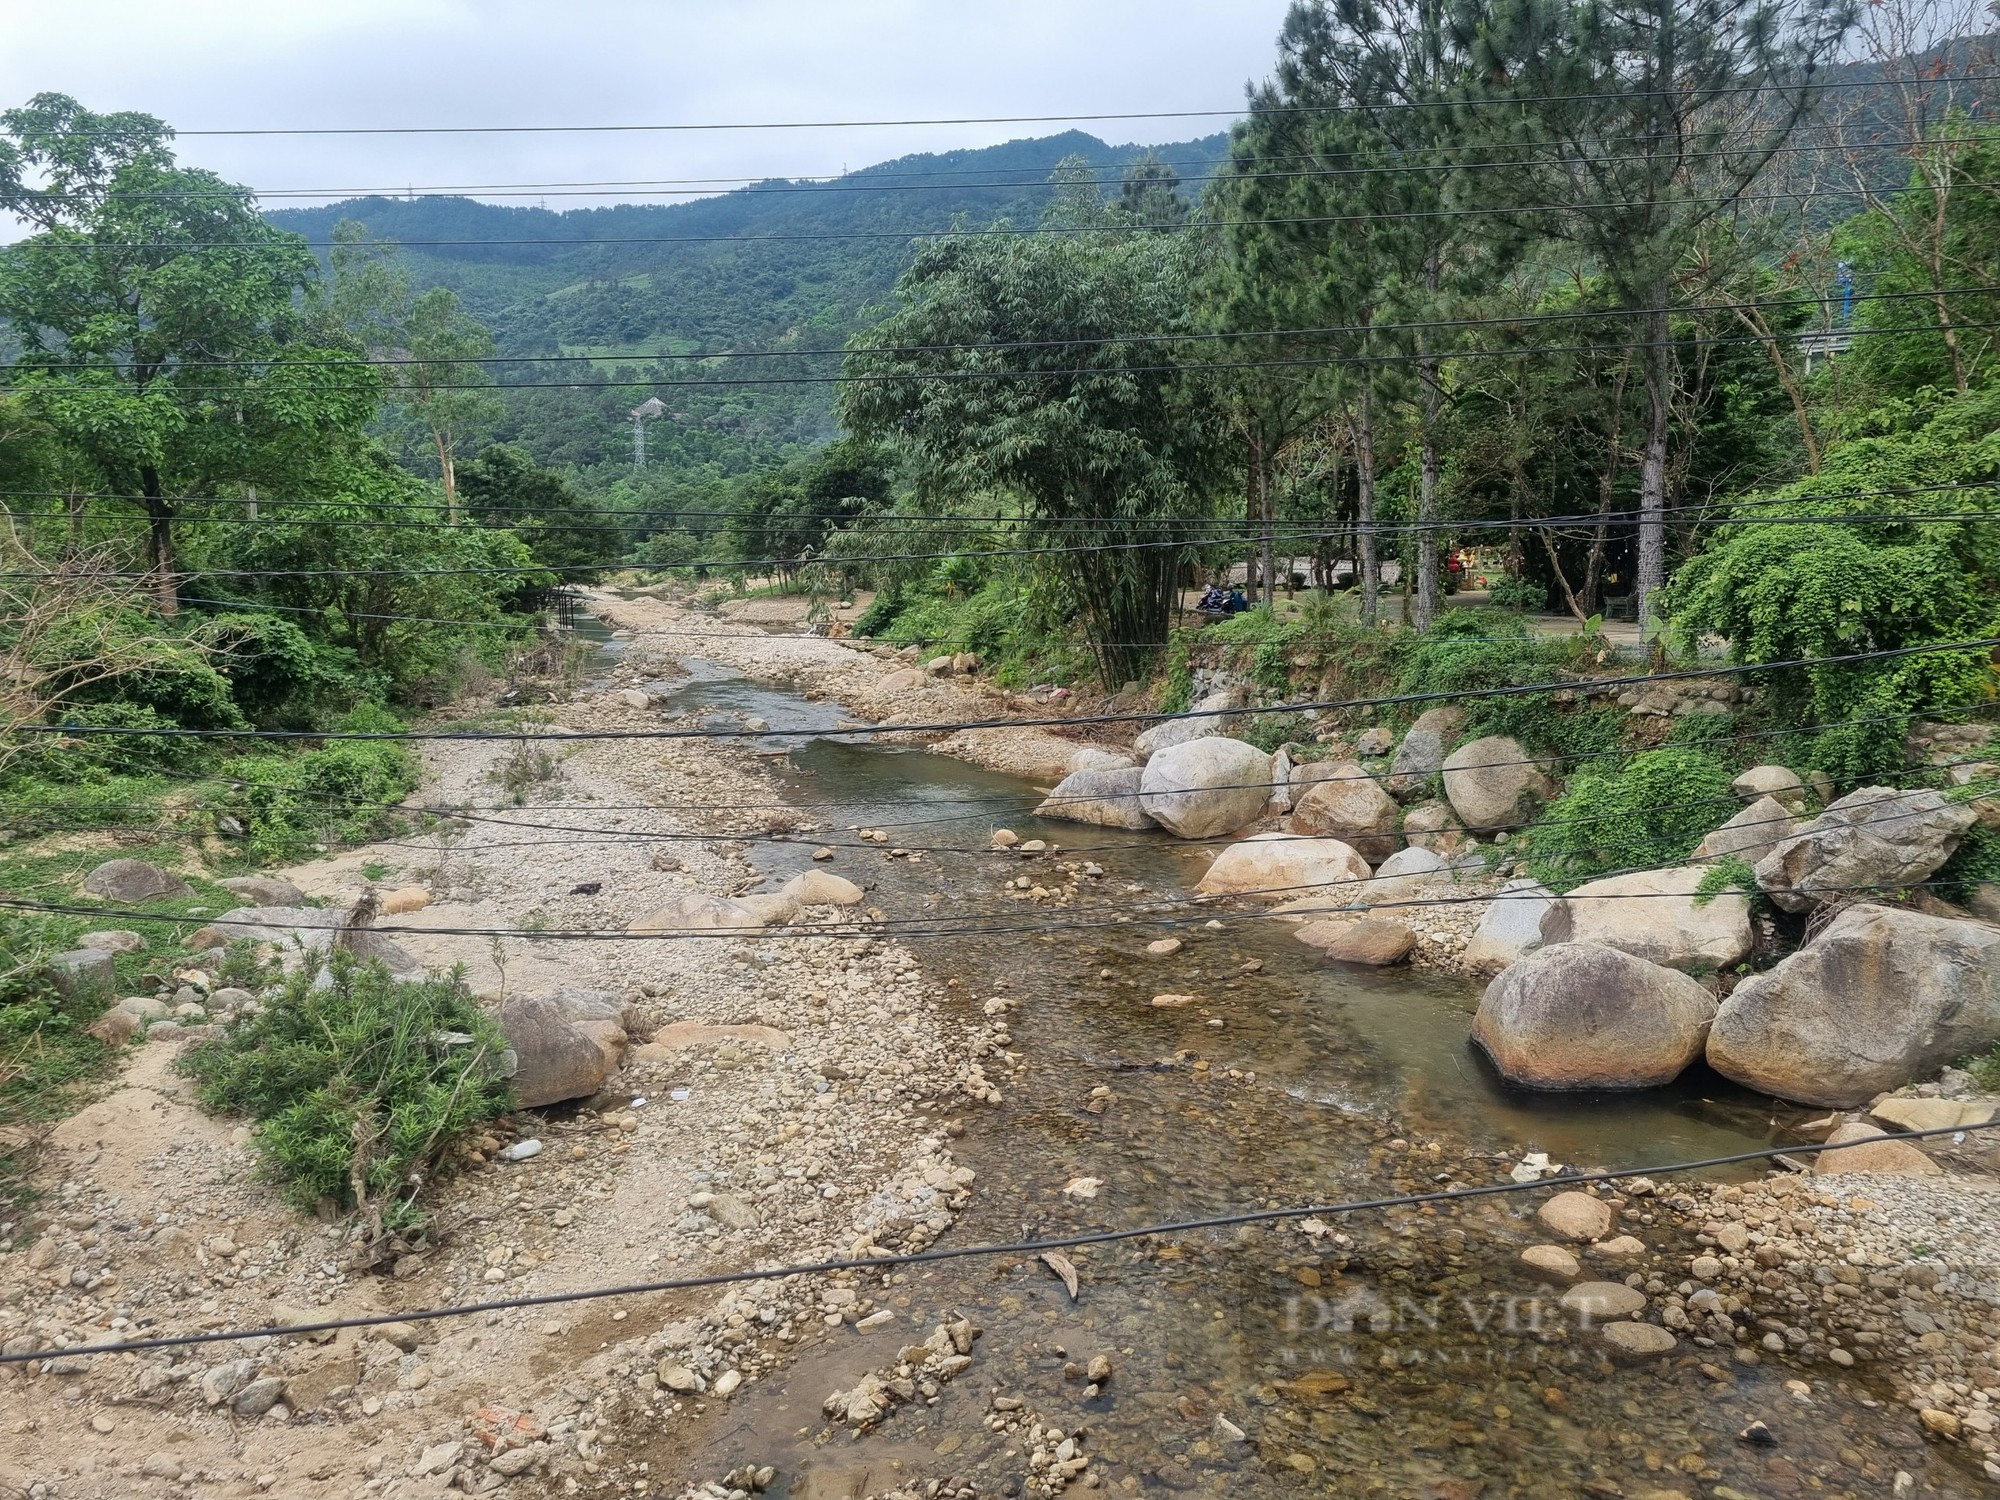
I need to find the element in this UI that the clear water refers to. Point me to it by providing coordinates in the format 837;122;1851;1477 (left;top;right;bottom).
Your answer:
617;659;1984;1498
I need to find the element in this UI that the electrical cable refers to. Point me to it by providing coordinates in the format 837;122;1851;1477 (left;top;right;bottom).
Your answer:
66;128;1991;201
9;799;1986;944
23;703;1988;839
27;176;2000;255
12;284;1986;375
22;635;2000;743
8;1117;1995;1366
54;72;1999;140
7;477;1994;535
10;316;1991;396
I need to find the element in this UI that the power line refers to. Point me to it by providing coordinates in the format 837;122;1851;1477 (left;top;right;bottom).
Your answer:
60;127;1989;202
9;317;1994;397
23;635;2000;743
27;180;2000;254
20;502;2000;543
8;1116;1994;1366
26;707;1989;847
11;283;1990;376
69;72;2000;139
8;477;1994;532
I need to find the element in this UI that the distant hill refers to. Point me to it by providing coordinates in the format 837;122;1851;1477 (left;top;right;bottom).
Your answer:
266;131;1232;479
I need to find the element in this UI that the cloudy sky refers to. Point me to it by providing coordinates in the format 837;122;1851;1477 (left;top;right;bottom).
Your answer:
0;1;1293;209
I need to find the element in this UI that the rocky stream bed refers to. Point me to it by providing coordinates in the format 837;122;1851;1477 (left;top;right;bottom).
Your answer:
0;591;1996;1500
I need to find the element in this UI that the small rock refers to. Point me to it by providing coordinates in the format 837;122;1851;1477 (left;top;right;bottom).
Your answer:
1536;1191;1613;1242
1560;1281;1647;1319
1520;1245;1580;1280
1146;938;1183;957
1601;1322;1678;1360
658;1363;701;1393
77;930;145;954
232;1376;288;1416
713;1369;744;1397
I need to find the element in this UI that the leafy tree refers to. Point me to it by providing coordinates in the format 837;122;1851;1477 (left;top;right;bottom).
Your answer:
330;222;503;512
1465;0;1854;630
0;94;378;614
1663;384;2000;780
841;168;1228;685
458;443;622;579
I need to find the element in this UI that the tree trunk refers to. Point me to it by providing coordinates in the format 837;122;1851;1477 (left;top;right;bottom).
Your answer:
1635;294;1672;632
1257;434;1276;609
140;464;178;617
1415;343;1441;633
437;428;458;521
1243;430;1260;597
1734;305;1820;472
1353;392;1380;628
1583;354;1631;617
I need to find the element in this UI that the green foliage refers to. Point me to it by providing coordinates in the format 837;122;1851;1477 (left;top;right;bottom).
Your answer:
1662;384;2000;782
459;443;622;579
1389;610;1617;758
218;706;420;861
1488;576;1548;612
1523;745;1736;887
850;588;906;638
1694;856;1758;907
0;910;116;1206
0;95;380;608
1934;823;2000;907
178;950;512;1221
841;172;1230;686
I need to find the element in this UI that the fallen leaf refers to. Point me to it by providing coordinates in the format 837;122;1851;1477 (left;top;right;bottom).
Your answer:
1040;1250;1080;1301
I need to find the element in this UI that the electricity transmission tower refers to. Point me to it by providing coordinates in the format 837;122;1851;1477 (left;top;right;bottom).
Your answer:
629;397;665;471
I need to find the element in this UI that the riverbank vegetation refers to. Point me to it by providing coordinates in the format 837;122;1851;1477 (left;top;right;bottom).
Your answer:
1;4;1997;1020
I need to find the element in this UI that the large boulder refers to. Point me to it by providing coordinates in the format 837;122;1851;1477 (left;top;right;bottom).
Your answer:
628;892;768;934
1138;738;1273;840
781;870;865;906
207;906;420;975
1691;796;1796;864
81;858;190;903
1472;943;1718;1090
1066;747;1138;774
1462;879;1556;973
1753;786;1976;912
49;949;116;998
1731;764;1807;804
496;991;628;1107
1196;833;1370;902
1812;1121;1941;1176
1402;801;1469;854
1289;763;1401;862
1387;706;1466;799
1293;918;1417;966
1539;866;1751;972
1441;737;1553;832
1036;767;1158;830
217;876;305;906
1707;904;2000;1107
1132;689;1249;759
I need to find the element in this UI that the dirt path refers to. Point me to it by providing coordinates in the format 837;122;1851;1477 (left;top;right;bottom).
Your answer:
0;605;1003;1500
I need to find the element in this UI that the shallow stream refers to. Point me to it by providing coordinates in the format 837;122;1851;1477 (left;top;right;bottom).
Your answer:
630;652;1985;1498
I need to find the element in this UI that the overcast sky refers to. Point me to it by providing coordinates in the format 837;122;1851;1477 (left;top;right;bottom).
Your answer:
0;1;1293;210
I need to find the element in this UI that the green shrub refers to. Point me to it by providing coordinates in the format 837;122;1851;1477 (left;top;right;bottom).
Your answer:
1935;822;2000;906
850;587;906;637
0;913;116;1206
1489;577;1548;612
1523;746;1737;888
178;951;512;1226
218;706;419;861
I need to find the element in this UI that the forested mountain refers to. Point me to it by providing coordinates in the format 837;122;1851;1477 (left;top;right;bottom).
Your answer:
266;132;1230;475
